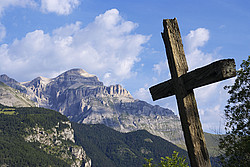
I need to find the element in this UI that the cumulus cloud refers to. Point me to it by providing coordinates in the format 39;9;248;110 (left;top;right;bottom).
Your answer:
184;28;213;70
134;87;152;102
153;60;168;76
185;28;209;52
0;9;150;84
40;0;80;15
152;28;213;80
0;0;80;16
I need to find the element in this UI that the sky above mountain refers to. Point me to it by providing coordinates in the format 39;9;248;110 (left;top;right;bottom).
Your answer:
0;0;249;133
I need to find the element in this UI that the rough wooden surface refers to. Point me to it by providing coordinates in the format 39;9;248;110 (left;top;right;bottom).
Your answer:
150;59;236;101
161;18;211;167
150;18;236;166
149;79;174;101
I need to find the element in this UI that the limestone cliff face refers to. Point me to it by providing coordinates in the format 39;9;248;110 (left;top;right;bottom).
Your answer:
24;121;91;167
1;69;185;145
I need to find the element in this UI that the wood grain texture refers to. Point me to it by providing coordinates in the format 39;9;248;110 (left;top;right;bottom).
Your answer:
149;79;174;101
149;59;236;101
161;18;211;167
150;18;236;166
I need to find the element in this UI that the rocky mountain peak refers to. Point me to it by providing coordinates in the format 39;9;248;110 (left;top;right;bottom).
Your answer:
55;68;103;88
0;74;27;94
23;76;52;87
63;68;96;78
0;74;13;82
0;74;19;86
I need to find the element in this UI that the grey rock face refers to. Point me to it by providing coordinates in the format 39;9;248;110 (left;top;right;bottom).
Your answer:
0;74;28;94
24;121;91;167
1;69;185;145
0;81;35;107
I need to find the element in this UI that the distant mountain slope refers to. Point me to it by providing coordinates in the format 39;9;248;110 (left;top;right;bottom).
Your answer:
72;123;189;167
0;74;28;93
0;104;91;167
0;81;35;107
0;69;184;145
204;132;224;157
177;132;224;158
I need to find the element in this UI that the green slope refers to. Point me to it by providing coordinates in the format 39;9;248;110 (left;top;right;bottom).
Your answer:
72;123;189;167
177;132;224;158
0;103;221;166
204;132;224;157
0;104;70;167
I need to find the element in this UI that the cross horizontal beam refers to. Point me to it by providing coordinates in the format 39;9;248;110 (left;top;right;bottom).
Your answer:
149;59;236;101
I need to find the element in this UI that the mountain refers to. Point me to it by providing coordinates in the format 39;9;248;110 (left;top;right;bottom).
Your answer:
204;132;224;157
0;69;184;145
0;81;35;107
0;104;91;167
72;123;189;167
73;123;221;167
0;74;28;94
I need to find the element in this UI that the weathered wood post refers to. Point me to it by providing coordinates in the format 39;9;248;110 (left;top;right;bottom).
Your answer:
149;18;236;167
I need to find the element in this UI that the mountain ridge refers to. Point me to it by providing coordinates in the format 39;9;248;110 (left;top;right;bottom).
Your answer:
0;69;184;145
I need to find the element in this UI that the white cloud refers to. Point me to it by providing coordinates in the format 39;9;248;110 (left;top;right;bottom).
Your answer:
153;60;167;75
134;87;152;102
0;0;80;16
152;28;213;83
0;9;150;84
184;28;213;70
53;21;82;37
40;0;80;15
0;0;36;16
200;104;226;134
185;28;209;52
195;82;220;103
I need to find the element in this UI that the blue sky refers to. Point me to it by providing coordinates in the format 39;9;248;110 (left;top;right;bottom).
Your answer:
0;0;249;133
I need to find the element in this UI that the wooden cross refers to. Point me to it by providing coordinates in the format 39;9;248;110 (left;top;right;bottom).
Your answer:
149;18;236;167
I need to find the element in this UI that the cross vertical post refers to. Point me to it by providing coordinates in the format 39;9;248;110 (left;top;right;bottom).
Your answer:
150;18;236;167
162;18;211;167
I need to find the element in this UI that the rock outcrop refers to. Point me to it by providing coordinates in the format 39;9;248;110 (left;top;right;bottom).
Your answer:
24;121;91;167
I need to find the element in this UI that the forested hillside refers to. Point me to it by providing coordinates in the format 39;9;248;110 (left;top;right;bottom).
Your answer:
0;103;221;166
0;104;90;167
0;104;70;166
73;123;189;167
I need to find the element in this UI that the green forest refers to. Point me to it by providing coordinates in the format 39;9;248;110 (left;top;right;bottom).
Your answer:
0;104;70;166
0;104;221;166
73;123;189;167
